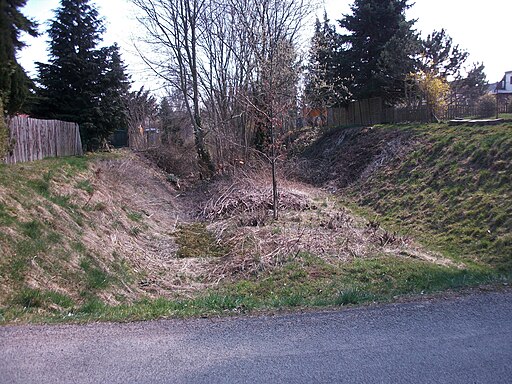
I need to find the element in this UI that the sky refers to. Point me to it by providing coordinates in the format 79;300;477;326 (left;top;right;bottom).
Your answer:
17;0;512;92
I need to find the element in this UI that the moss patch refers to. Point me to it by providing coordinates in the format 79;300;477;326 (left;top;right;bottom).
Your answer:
175;223;226;258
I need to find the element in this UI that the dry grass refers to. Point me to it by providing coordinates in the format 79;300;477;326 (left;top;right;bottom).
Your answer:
0;148;460;315
192;166;460;283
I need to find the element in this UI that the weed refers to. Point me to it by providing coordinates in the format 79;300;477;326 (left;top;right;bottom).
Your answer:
80;258;111;290
47;231;62;244
72;241;87;254
111;257;135;284
10;288;74;311
78;297;106;314
129;226;142;236
11;288;44;308
0;203;15;226
335;289;370;306
93;202;107;211
20;220;43;239
45;291;75;308
126;210;143;222
271;225;283;235
27;177;50;197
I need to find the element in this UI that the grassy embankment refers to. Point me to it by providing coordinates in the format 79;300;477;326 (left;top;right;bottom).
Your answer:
342;123;511;272
0;154;137;323
0;122;511;324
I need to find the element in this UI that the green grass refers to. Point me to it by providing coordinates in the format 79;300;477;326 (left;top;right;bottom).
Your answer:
0;155;97;294
10;288;75;310
76;179;94;194
175;223;227;258
344;123;512;272
127;211;143;222
1;252;507;324
0;203;15;225
80;258;112;291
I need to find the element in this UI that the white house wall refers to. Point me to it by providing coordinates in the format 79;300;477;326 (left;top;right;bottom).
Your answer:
506;71;512;91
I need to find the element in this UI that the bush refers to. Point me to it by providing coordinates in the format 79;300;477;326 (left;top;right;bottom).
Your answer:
476;94;496;118
145;142;199;181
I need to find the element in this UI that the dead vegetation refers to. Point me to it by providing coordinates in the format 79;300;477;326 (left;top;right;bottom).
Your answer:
294;125;417;190
198;169;313;222
1;146;460;314
185;166;460;282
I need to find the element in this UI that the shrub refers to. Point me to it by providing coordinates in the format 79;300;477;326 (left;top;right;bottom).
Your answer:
476;94;496;118
145;142;199;180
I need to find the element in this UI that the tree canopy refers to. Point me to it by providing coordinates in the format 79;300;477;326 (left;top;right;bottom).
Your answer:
419;28;469;79
34;0;130;150
336;0;419;105
305;13;348;108
0;0;38;115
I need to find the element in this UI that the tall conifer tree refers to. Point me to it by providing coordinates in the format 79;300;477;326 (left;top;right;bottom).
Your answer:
35;0;130;149
0;0;37;115
305;13;349;107
337;0;419;104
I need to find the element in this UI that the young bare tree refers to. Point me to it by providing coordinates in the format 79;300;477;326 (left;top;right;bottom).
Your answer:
229;0;311;219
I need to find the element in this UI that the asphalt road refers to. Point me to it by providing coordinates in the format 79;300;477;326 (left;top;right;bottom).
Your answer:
1;290;511;384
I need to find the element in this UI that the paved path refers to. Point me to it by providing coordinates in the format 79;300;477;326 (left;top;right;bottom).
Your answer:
1;291;511;383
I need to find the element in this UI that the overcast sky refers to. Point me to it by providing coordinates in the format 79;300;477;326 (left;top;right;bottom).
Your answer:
17;0;512;92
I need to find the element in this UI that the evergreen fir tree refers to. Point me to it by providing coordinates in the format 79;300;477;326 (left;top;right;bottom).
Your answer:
34;0;130;149
305;13;349;107
420;29;469;79
96;44;130;139
337;0;419;104
0;0;37;115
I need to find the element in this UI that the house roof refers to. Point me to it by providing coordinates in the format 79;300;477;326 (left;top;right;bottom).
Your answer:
487;82;498;93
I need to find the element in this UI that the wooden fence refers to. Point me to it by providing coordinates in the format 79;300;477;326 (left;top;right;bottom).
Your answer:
327;97;385;126
3;116;83;164
327;98;509;127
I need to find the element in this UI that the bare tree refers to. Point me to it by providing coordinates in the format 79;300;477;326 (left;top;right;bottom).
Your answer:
229;0;311;219
132;0;214;175
125;87;158;149
132;0;313;217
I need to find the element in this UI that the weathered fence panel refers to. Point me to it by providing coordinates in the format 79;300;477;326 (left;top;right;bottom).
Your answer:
129;127;161;151
328;97;384;127
3;116;83;164
327;98;501;128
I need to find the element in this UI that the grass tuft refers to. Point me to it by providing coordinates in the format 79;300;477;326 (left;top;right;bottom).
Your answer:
80;258;111;290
